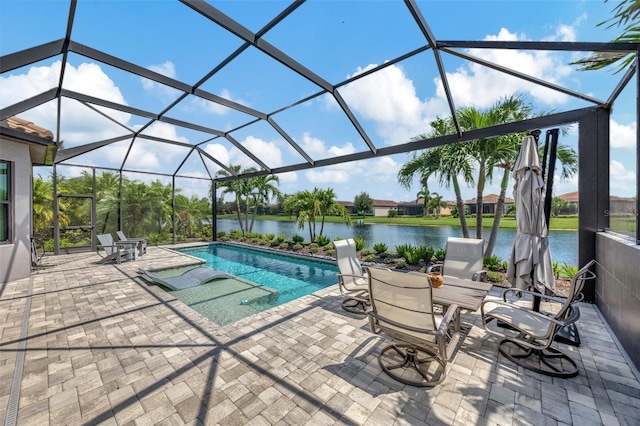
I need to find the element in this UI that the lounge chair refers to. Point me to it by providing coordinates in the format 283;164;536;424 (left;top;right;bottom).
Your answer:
333;238;370;314
427;237;487;282
117;231;147;256
481;260;596;378
365;267;461;386
142;267;233;290
97;233;138;264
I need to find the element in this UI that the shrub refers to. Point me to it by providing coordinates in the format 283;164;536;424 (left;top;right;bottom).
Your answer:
324;249;335;257
483;255;502;272
315;234;330;246
277;235;286;242
219;235;230;242
387;209;397;218
434;248;447;261
309;246;319;254
246;232;262;239
229;229;243;239
292;234;305;243
501;261;509;272
270;239;280;247
292;243;303;251
364;254;377;262
361;248;375;256
559;262;578;278
395;261;407;269
217;231;226;238
487;271;504;282
384;257;395;264
258;239;268;246
265;233;275;240
279;242;289;250
423;246;435;263
353;237;365;251
324;243;334;250
373;242;388;254
552;261;560;278
309;243;318;250
395;243;426;265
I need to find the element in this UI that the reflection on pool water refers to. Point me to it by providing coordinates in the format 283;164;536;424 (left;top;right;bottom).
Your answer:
165;243;338;325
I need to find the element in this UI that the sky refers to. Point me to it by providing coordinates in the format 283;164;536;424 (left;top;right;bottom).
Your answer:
0;0;637;205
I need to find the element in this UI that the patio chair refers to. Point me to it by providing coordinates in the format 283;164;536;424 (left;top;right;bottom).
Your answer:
480;260;596;378
427;237;487;282
97;233;138;264
365;267;461;386
334;238;370;314
117;230;147;256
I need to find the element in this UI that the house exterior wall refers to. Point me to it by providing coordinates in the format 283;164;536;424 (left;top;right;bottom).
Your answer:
373;206;393;217
595;232;640;370
0;138;32;283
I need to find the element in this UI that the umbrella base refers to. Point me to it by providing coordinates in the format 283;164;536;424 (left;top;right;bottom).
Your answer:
378;344;446;387
555;323;581;347
342;298;369;315
499;339;579;378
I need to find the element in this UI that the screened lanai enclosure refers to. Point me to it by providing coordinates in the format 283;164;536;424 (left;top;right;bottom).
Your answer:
2;0;640;370
1;2;639;255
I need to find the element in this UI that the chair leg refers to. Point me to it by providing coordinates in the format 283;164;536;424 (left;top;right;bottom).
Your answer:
498;339;579;378
378;343;446;387
342;298;369;315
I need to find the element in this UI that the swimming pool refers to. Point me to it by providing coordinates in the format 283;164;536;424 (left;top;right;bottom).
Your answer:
168;243;339;325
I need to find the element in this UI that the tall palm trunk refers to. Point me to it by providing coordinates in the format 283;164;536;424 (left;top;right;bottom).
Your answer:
235;196;245;234
452;175;470;238
485;166;510;256
475;163;486;239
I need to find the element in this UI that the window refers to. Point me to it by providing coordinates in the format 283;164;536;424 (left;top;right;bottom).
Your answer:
0;161;10;242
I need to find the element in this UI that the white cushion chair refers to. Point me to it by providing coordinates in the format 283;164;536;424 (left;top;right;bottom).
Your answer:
427;237;487;282
333;238;370;314
481;260;596;378
366;267;461;387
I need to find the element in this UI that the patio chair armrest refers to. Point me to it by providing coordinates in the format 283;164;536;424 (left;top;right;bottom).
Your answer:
472;269;488;281
368;307;458;337
426;264;442;274
437;303;461;334
501;288;569;305
482;299;580;329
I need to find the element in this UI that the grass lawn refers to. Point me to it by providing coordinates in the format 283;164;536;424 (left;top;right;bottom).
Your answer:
217;214;579;231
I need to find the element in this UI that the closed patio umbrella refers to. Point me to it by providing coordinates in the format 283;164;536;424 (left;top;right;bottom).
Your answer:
506;134;555;294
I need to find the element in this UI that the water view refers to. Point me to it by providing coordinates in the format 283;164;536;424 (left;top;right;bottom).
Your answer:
215;218;578;266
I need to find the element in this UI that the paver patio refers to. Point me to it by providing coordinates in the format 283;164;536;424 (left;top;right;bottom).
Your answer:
1;246;639;425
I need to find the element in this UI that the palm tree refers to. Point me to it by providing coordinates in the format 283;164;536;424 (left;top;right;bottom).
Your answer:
416;183;430;217
247;174;281;232
283;187;350;242
572;0;640;73
32;175;55;238
428;192;447;219
398;117;475;237
216;165;257;235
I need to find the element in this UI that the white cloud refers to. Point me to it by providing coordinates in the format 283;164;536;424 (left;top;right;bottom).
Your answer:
610;120;636;149
305;169;350;183
143;62;176;89
240;136;283;168
339;64;443;145
0;60;132;147
444;28;573;108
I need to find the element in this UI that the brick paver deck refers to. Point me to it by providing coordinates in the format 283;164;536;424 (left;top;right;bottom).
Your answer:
1;246;639;425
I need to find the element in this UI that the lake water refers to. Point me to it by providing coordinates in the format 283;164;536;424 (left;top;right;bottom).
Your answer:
215;218;578;266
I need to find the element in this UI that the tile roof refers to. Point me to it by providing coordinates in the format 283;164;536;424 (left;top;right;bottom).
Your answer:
2;116;54;140
465;194;515;204
558;191;579;202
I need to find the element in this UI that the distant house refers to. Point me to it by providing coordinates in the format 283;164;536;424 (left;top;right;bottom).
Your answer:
465;194;515;215
337;201;354;215
557;191;579;214
610;195;636;214
396;197;452;216
372;199;398;217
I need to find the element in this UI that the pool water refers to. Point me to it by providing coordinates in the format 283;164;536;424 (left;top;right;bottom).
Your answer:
169;243;339;325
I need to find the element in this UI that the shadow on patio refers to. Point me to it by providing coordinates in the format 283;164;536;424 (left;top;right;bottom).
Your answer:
1;247;639;425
